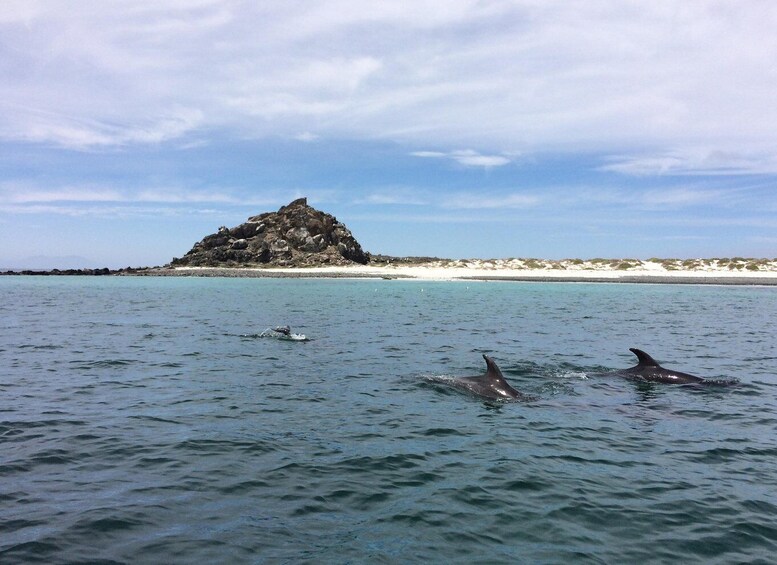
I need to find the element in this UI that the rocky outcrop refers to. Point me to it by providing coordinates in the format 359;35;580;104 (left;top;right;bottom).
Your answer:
171;198;370;267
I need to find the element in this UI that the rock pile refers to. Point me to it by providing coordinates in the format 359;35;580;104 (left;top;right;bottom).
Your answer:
171;198;369;267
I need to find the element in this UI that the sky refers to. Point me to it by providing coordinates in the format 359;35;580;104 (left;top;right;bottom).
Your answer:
1;1;777;268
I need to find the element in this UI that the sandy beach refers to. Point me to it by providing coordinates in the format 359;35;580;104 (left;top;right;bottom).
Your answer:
161;257;777;285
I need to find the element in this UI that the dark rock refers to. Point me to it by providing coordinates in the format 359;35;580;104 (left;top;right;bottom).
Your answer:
171;197;370;267
229;223;258;239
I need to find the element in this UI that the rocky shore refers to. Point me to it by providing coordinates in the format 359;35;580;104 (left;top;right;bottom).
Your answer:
2;267;134;276
4;197;776;285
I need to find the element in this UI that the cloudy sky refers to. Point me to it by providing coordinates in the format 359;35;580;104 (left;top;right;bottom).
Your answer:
2;1;776;267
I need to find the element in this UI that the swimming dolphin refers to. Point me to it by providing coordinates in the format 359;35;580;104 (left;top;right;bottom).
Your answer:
432;354;529;400
606;348;734;385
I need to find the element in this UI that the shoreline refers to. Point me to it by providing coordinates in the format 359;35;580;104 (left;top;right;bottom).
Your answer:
130;264;777;285
5;257;777;285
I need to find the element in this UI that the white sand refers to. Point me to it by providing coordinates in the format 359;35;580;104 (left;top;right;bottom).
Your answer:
172;258;777;282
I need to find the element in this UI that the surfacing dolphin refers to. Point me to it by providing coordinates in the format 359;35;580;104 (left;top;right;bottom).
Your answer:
431;354;530;401
604;348;735;386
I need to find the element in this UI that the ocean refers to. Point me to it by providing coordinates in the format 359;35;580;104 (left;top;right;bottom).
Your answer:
2;276;776;563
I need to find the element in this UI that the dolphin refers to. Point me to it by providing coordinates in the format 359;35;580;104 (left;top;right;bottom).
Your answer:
431;354;529;400
605;348;734;385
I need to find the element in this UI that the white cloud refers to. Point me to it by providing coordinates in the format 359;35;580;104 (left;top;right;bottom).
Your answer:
135;189;240;204
639;188;724;207
410;151;446;158
0;181;347;219
0;2;776;172
356;188;538;208
0;203;230;219
0;181;274;207
1;184;124;203
0;0;44;24
3;104;204;149
601;149;777;176
358;189;429;206
294;131;320;142
450;150;510;168
349;212;497;224
412;149;511;168
442;192;539;209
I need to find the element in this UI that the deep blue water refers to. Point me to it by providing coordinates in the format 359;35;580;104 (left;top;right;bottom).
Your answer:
2;276;777;564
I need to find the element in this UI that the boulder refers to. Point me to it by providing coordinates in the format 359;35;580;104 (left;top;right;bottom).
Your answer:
171;197;370;267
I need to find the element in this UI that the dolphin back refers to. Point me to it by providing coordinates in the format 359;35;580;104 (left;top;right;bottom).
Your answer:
427;354;526;400
630;348;661;367
480;354;526;399
483;354;505;381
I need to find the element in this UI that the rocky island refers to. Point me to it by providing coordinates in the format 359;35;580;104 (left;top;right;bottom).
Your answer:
171;197;369;268
4;197;777;284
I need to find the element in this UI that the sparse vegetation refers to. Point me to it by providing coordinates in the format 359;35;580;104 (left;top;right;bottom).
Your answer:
359;255;777;275
523;259;543;269
659;259;679;271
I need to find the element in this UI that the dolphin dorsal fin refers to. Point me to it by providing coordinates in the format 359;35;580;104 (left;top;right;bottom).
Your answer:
482;354;506;381
630;348;660;367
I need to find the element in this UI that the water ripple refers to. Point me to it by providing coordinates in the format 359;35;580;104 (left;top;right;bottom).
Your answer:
1;277;777;563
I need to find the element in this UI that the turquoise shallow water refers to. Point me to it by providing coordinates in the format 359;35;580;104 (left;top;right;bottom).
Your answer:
2;276;777;563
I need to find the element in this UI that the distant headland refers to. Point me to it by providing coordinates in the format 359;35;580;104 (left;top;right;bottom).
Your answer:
3;197;777;284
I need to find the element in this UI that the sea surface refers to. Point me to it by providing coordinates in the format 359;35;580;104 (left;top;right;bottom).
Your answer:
2;276;777;564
